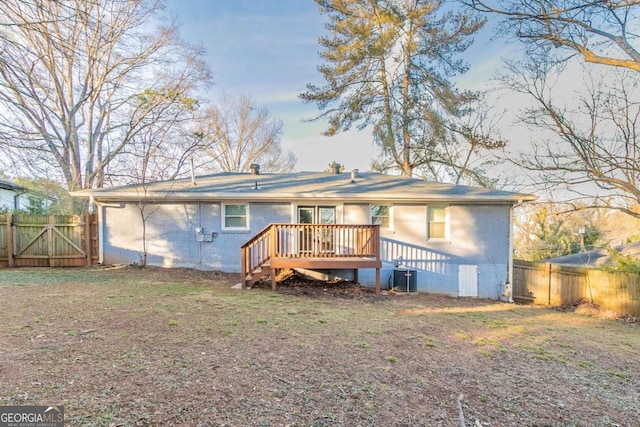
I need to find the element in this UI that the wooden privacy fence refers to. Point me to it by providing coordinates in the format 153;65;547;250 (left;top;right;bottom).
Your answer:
513;260;640;316
0;213;98;267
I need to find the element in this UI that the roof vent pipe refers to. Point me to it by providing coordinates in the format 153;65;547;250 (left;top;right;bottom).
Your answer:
250;164;260;175
190;156;197;185
350;169;359;181
329;161;341;174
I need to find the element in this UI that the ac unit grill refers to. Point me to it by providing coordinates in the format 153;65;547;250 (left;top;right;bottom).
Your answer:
393;268;417;292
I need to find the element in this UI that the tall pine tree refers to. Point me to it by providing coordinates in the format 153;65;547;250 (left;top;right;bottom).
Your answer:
301;0;486;178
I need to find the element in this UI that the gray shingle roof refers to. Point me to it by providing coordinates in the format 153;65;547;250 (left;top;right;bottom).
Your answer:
543;242;640;266
70;171;536;204
0;179;27;192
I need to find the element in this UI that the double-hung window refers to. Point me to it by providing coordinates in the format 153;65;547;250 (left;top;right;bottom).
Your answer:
223;203;249;230
427;206;446;239
370;205;391;230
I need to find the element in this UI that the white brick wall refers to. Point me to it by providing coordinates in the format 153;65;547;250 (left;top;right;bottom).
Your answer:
101;200;512;298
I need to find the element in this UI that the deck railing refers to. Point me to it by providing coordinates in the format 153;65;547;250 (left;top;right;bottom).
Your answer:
241;223;380;287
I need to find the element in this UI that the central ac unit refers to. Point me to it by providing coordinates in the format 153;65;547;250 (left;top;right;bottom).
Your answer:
393;268;417;292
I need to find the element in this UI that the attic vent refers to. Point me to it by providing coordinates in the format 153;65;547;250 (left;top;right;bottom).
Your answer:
250;164;260;175
329;161;341;174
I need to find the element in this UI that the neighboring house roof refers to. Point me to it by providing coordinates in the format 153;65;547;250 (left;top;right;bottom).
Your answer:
70;171;536;204
543;242;640;267
0;179;27;192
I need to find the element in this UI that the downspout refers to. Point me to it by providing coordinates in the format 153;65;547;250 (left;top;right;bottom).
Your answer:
97;201;104;265
504;200;522;303
13;188;28;211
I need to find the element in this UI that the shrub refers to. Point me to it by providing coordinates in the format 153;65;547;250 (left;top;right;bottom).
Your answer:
601;249;640;273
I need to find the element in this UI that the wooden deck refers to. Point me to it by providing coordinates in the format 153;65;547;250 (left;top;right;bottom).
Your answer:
241;224;382;296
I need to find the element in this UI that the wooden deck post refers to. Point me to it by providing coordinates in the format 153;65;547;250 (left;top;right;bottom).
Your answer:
374;225;380;297
270;226;277;291
241;245;247;289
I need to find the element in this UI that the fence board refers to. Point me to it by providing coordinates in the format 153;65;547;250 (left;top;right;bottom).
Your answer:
0;213;8;263
514;260;640;316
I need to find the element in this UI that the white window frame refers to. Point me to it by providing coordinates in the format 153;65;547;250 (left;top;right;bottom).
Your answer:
370;204;393;231
427;205;447;240
222;202;250;231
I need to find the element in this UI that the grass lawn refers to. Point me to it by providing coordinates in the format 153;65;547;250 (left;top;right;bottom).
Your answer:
0;267;638;426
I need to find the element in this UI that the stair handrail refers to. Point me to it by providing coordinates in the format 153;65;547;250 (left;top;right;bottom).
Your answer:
241;223;275;288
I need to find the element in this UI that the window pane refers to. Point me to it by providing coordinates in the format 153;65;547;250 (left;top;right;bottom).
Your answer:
429;222;445;238
298;209;313;223
225;205;246;216
429;206;445;222
373;216;390;228
319;207;336;224
371;205;389;217
225;217;246;228
371;205;390;228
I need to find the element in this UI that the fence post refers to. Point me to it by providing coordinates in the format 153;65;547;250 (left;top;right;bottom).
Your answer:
84;213;92;266
547;262;552;305
7;213;14;267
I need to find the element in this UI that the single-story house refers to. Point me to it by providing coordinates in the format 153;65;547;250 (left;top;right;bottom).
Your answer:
0;179;33;211
70;166;536;299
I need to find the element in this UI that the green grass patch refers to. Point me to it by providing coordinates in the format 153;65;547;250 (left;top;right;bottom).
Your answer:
514;342;566;363
454;330;471;340
578;360;595;369
607;370;629;379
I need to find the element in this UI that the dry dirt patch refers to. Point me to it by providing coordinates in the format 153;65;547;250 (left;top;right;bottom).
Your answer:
0;266;638;426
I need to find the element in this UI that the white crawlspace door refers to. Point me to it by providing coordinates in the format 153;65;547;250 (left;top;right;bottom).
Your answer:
458;264;478;297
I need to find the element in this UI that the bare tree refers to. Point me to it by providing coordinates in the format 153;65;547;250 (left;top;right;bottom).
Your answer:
462;0;640;72
0;0;211;192
108;92;210;264
414;99;507;186
197;93;296;173
501;51;640;219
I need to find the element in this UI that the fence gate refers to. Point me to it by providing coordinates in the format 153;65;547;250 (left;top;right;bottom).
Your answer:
0;213;98;267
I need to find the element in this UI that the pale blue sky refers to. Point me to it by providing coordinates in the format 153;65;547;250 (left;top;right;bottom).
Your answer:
165;0;508;173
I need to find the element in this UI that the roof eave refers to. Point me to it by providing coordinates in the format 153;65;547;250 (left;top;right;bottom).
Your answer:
74;191;536;205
